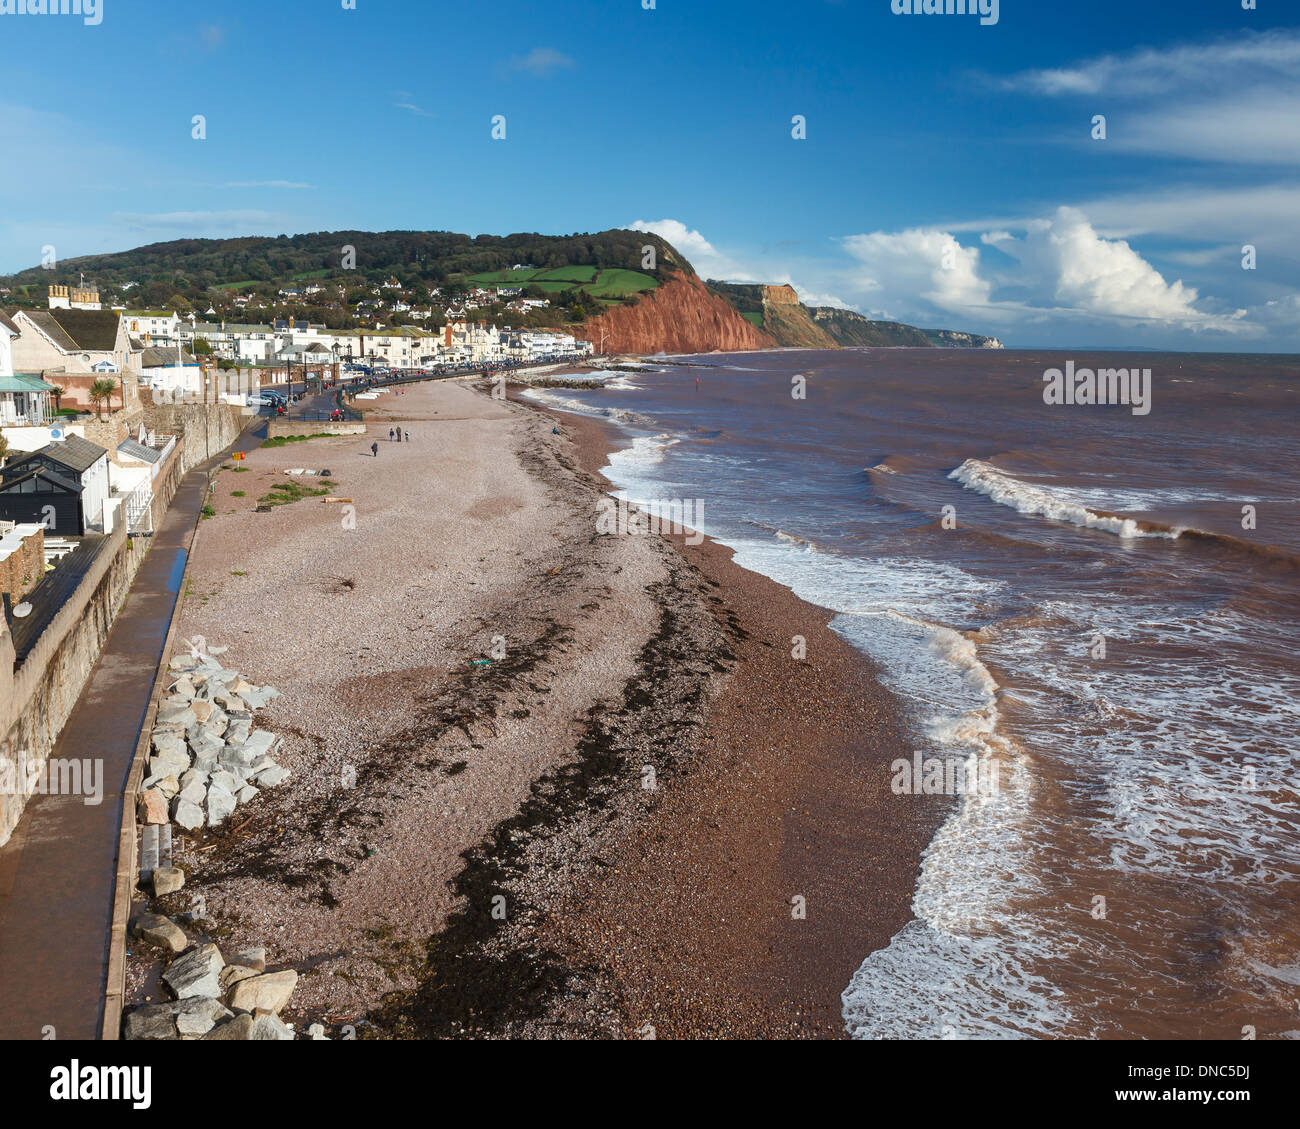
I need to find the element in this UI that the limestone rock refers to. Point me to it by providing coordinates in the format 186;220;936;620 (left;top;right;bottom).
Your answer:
132;912;188;954
177;776;207;806
209;769;240;795
228;969;297;1014
219;964;261;990
156;704;196;728
202;1014;254;1040
242;731;279;760
253;763;289;788
174;996;233;1038
152;866;185;897
206;783;236;826
249;1013;294;1040
148;749;191;779
162;943;224;1000
237;784;259;804
172;797;204;831
124;1003;178;1040
170;676;196;700
151;732;186;758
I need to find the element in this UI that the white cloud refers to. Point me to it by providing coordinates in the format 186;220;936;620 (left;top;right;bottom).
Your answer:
393;102;433;118
843;227;996;315
1002;30;1300;97
1010;207;1247;330
839;208;1253;336
1119;91;1300;165
999;31;1300;167
507;47;575;77
627;219;745;278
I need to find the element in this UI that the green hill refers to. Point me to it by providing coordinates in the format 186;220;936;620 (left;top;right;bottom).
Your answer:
0;229;690;316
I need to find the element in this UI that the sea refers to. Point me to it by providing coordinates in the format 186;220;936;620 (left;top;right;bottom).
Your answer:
522;348;1300;1039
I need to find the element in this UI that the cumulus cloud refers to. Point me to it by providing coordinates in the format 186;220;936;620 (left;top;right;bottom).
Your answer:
1009;208;1246;330
840;208;1252;335
843;227;995;315
627;219;744;278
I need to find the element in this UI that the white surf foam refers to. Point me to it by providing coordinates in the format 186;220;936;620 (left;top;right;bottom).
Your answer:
950;458;1180;539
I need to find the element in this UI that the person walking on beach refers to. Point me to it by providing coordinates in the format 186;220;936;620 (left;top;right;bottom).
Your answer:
395;428;402;443
389;428;395;441
371;441;379;457
404;430;410;442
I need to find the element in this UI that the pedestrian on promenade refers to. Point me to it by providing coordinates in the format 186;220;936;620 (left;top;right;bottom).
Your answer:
371;441;379;457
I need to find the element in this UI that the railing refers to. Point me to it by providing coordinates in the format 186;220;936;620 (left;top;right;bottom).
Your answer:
123;480;153;534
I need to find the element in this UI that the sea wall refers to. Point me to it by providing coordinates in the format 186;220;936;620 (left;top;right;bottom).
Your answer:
141;397;245;473
0;523;149;845
267;420;365;438
0;437;186;846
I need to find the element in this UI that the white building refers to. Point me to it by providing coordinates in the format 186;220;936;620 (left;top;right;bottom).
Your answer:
121;310;182;347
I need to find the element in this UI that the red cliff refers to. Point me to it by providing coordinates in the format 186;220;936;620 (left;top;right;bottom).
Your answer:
576;272;777;355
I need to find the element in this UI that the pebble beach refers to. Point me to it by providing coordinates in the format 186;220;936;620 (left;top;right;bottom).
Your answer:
123;376;936;1039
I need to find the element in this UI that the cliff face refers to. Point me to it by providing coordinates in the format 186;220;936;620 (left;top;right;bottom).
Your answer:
811;306;1004;349
577;273;776;355
760;285;839;348
924;329;1005;349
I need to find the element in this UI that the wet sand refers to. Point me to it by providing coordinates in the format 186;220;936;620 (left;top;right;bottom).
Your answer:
124;376;940;1040
523;399;945;1038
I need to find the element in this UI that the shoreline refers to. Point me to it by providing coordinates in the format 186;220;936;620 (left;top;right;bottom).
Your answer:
121;375;942;1040
515;388;946;1038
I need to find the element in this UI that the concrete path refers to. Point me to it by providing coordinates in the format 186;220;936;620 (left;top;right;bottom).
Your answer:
0;426;262;1040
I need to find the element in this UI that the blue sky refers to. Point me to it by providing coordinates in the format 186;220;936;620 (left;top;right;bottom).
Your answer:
1;0;1297;349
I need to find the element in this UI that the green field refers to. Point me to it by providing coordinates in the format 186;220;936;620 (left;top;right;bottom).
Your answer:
740;311;764;327
467;265;656;301
468;265;599;286
214;280;262;291
586;269;657;298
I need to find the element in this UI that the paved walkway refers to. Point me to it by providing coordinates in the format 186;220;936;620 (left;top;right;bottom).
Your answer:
0;425;262;1040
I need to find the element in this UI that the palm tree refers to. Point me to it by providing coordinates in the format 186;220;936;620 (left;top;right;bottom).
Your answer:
51;384;66;416
89;378;117;421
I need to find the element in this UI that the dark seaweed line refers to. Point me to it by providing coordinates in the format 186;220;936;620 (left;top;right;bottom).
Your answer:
369;556;738;1039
